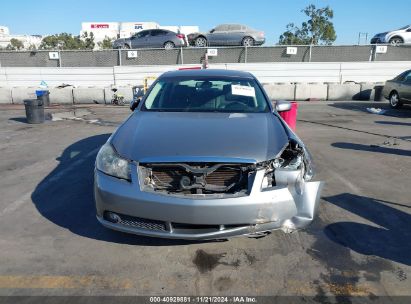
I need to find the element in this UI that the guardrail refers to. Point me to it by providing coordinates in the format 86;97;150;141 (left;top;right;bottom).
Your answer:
1;45;411;67
1;62;410;87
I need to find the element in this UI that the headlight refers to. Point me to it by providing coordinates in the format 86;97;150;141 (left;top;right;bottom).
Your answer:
96;143;131;180
259;141;315;189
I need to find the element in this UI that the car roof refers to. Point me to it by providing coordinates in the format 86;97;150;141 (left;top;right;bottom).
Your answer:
217;23;246;27
160;69;255;79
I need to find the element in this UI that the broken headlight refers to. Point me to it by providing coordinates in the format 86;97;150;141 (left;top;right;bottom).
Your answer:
96;143;131;181
259;140;315;189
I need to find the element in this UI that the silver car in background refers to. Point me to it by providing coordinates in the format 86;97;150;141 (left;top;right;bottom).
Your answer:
383;69;411;108
187;24;265;47
94;69;323;240
112;29;187;49
371;24;411;45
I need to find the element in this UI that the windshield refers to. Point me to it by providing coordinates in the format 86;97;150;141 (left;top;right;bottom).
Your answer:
398;25;411;30
142;77;269;113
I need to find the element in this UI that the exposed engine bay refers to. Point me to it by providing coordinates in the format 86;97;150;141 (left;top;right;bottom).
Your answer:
138;139;312;197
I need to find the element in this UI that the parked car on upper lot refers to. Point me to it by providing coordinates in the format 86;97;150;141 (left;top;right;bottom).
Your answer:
187;24;265;47
383;69;411;108
371;25;411;45
94;69;323;240
112;29;187;49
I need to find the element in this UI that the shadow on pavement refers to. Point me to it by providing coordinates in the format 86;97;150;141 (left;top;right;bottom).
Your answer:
332;142;411;157
328;102;411;118
375;120;411;127
323;193;411;266
9;117;28;123
31;134;209;246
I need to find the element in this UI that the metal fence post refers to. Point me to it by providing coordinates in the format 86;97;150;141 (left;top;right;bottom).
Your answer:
58;50;62;67
309;45;313;62
118;49;122;66
180;47;184;65
244;46;248;63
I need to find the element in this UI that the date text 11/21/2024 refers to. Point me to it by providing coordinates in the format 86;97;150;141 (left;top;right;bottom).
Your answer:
149;296;257;303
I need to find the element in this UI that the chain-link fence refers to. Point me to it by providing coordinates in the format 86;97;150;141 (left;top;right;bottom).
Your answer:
1;45;410;67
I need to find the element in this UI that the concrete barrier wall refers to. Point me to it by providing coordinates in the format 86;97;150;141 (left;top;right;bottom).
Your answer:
1;61;410;87
2;61;410;103
295;83;328;101
327;83;362;101
0;87;12;104
0;83;388;104
0;67;114;87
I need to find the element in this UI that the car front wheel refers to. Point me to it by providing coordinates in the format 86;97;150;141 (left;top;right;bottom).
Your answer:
389;91;402;108
389;37;404;46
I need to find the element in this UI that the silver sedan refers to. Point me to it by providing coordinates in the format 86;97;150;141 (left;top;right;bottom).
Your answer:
187;24;265;47
94;69;323;240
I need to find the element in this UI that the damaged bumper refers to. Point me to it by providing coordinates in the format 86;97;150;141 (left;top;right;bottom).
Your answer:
94;163;323;240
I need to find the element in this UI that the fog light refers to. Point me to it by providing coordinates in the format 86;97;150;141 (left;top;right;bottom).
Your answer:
106;212;121;223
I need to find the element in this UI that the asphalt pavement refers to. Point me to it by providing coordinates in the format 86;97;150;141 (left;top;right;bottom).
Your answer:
0;101;410;298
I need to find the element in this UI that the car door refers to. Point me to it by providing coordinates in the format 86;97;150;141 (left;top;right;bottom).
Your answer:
130;30;151;48
207;25;229;46
226;24;245;45
402;71;411;101
149;30;168;48
403;26;411;44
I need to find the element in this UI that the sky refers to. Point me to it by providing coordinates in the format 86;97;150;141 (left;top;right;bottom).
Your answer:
1;0;410;45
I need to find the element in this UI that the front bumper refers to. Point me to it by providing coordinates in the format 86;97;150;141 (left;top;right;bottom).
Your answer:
94;164;323;240
371;37;387;44
254;38;266;46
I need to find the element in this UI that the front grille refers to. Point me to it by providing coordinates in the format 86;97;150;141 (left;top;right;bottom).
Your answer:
104;211;167;231
371;38;381;44
206;167;242;186
141;163;251;195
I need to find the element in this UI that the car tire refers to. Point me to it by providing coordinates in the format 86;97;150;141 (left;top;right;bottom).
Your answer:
242;37;255;47
389;91;402;108
389;37;404;46
195;37;207;47
164;41;175;49
122;44;131;49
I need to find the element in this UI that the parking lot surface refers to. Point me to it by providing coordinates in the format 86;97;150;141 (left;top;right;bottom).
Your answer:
0;101;410;298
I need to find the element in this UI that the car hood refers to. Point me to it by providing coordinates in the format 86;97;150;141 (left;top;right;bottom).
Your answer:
374;32;389;37
111;112;289;163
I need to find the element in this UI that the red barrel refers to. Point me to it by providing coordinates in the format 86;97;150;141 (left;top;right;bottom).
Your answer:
279;101;298;131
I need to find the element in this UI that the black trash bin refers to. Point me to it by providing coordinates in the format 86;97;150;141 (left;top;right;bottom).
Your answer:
24;99;45;124
36;90;50;107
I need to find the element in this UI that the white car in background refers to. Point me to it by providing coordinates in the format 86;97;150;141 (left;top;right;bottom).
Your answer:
371;24;411;45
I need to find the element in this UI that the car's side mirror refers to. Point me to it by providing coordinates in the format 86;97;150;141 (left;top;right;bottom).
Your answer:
209;29;215;33
274;100;292;112
130;98;141;112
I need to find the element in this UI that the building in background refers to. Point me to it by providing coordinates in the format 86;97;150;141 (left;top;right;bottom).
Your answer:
0;26;42;49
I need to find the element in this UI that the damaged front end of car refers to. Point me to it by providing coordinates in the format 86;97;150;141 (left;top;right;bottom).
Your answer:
132;136;323;237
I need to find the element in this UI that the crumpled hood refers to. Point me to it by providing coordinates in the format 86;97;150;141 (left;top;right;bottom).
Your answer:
111;112;289;163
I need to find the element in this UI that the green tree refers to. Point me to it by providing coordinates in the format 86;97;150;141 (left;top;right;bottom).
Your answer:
40;33;83;50
81;31;95;49
98;36;114;49
6;38;25;50
279;4;336;45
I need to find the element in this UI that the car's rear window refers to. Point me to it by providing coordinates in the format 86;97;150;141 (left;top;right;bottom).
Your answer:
141;77;269;113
